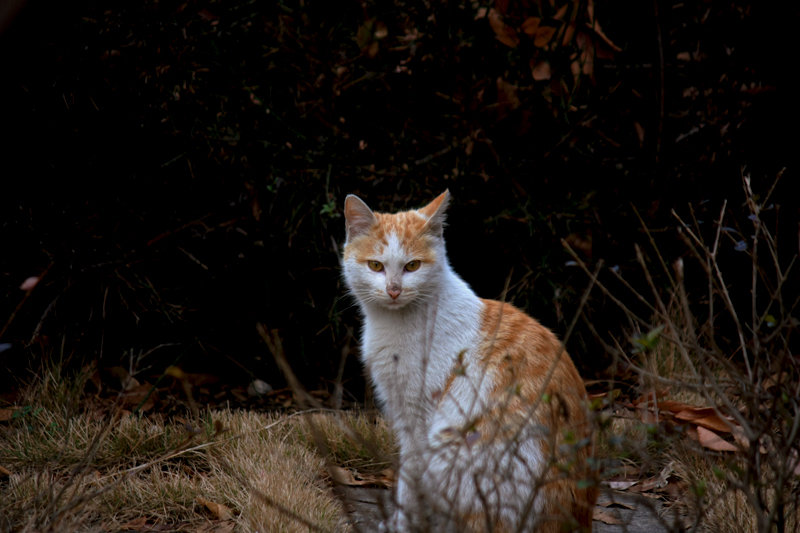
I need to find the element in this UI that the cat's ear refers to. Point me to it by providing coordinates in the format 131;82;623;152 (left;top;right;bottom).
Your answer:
419;190;450;236
344;194;377;242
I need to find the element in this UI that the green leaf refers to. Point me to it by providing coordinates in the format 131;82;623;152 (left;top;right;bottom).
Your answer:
632;325;664;353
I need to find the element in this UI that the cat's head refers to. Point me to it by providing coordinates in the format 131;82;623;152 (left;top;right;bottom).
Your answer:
342;191;450;311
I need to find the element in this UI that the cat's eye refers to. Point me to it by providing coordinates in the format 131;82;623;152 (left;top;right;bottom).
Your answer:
404;260;421;272
367;260;384;272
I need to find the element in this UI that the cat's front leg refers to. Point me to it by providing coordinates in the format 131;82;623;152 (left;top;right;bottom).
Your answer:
379;471;410;532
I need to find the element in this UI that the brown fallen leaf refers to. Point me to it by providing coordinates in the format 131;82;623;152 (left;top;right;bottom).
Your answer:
521;17;540;36
496;77;520;112
20;276;40;291
119;383;158;412
378;468;395;488
593;508;623;525
0;407;22;422
561;21;577;46
531;60;551;81
0;465;12;478
606;480;637;491
329;466;373;487
196;496;234;520
586;20;621;52
488;8;519;48
533;25;557;48
329;466;393;488
674;407;736;433
696;426;739;452
553;4;569;21
629;463;672;493
596;499;635;510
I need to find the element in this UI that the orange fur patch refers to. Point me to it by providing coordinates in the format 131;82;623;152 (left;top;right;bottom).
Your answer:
344;209;438;263
474;299;597;530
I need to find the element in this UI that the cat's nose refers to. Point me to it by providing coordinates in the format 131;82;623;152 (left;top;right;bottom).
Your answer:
387;285;402;299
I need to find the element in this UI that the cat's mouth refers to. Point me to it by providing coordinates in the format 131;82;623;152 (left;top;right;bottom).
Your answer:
383;296;410;309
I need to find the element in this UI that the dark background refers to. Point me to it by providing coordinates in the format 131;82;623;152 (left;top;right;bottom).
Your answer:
1;0;797;406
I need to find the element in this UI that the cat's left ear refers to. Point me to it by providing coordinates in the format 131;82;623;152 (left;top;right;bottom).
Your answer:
419;190;450;236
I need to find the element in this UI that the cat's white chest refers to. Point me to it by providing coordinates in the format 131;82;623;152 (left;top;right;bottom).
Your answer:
361;309;443;412
359;278;484;441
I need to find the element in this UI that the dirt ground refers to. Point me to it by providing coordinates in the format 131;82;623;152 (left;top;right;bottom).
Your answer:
338;487;679;532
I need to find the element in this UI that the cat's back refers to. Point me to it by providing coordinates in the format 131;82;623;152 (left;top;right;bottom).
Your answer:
477;298;588;426
476;299;595;531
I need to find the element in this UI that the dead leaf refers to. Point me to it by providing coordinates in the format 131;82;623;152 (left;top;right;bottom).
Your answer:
534;25;557;48
488;8;519;48
119;382;158;412
674;407;736;433
496;77;520;111
597;499;635;510
583;0;619;52
0;465;11;477
634;122;645;146
696;426;738;452
606;480;637;491
586;20;621;52
378;468;395;487
575;35;594;76
329;466;393;488
629;463;671;493
109;366;140;391
531;60;551;81
19;276;40;291
521;17;541;36
373;21;388;40
329;466;372;486
165;365;187;380
731;425;750;450
593;508;623;525
561;21;577;46
0;407;23;422
553;4;570;21
196;496;234;520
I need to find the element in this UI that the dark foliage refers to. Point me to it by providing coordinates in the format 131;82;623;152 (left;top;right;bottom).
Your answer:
1;0;797;401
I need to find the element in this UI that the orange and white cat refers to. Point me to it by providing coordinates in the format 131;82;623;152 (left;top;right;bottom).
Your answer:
343;191;595;532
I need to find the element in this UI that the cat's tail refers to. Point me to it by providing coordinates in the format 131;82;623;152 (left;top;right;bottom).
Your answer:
573;482;598;532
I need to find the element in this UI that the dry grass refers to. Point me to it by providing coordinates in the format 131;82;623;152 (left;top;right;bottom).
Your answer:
668;439;799;533
0;366;395;532
575;173;800;533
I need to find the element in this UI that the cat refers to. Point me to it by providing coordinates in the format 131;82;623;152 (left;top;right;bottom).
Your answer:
342;190;596;532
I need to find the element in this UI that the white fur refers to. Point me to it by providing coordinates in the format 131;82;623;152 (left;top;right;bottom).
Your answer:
343;198;548;531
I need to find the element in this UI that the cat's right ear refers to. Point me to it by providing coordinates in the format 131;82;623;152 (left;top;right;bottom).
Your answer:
344;194;377;242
